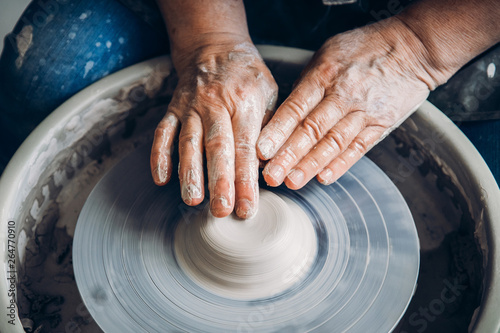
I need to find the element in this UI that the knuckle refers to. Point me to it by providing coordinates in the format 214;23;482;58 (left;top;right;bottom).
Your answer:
205;139;232;157
286;147;298;162
235;142;256;156
305;154;322;170
195;82;226;107
277;146;298;167
325;128;348;152
315;61;338;83
351;135;370;154
179;132;202;149
284;98;307;122
336;155;349;169
205;119;230;143
323;93;346;115
235;167;259;184
301;116;325;142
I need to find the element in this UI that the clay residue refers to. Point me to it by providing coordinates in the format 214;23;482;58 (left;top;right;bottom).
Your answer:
15;25;33;69
395;231;483;333
15;61;176;332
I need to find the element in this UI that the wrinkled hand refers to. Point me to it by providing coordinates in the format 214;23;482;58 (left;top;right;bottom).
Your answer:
151;36;277;218
257;19;436;189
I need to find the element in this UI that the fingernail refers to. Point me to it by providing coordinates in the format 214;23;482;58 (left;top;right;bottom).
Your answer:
258;139;274;160
319;168;333;185
236;199;256;219
265;164;285;183
181;182;202;204
287;169;305;186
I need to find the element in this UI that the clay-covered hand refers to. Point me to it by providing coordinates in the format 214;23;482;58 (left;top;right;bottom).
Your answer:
257;18;440;189
151;36;277;218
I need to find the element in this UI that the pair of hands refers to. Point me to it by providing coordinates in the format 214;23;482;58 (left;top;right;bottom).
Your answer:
151;18;433;219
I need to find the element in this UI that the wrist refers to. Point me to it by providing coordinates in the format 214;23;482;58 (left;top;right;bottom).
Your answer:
369;17;448;91
393;13;464;87
155;0;251;71
395;0;500;88
170;33;254;74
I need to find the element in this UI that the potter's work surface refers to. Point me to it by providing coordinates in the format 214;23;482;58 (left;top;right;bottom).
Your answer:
73;145;419;333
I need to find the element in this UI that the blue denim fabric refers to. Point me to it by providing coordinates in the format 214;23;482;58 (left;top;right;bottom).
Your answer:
0;0;168;166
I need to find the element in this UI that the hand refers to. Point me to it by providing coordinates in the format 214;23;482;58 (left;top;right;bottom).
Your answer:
257;18;438;189
151;36;278;218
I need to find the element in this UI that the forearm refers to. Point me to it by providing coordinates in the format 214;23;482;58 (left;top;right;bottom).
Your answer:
156;0;250;66
396;0;500;86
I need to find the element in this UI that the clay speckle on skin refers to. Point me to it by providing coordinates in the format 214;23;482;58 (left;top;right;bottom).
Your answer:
207;137;234;198
206;120;225;143
216;195;230;209
183;183;202;201
181;169;203;202
155;114;178;182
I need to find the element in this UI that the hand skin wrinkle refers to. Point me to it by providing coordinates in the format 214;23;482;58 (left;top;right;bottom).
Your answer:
155;0;500;213
206;120;227;143
256;19;438;189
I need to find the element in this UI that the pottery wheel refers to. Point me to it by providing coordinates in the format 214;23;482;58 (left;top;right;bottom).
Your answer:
73;144;419;332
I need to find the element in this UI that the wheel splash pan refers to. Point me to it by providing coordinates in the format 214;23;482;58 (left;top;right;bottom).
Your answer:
0;46;499;333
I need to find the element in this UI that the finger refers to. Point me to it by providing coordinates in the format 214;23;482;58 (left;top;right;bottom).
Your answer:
233;114;262;219
204;111;235;218
257;76;324;160
178;112;205;206
262;97;348;186
283;111;367;190
150;112;180;185
316;125;386;185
